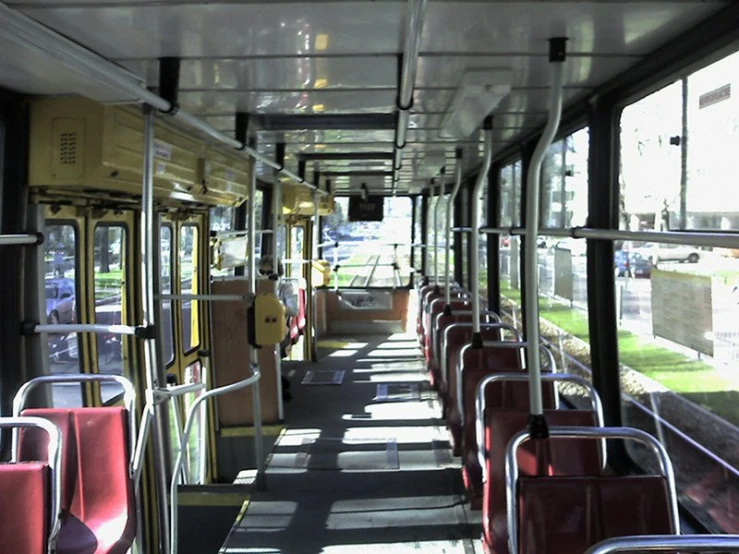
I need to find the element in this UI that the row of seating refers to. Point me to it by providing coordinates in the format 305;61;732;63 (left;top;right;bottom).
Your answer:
415;279;682;554
0;375;136;554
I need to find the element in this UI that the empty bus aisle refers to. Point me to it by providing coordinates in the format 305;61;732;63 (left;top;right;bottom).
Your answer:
219;334;481;554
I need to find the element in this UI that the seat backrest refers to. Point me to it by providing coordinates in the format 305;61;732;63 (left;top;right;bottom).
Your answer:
290;286;307;340
443;325;503;400
20;407;136;554
483;410;603;554
517;475;673;554
425;297;475;361
0;462;50;554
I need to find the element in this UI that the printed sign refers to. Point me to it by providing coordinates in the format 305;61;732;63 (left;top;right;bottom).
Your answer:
338;290;393;310
651;269;714;356
154;140;173;160
699;84;731;109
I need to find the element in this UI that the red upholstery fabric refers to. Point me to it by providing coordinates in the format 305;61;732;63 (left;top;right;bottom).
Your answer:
20;407;136;554
426;297;476;379
420;289;443;350
517;475;673;554
290;286;307;341
462;377;557;508
0;462;50;554
416;284;436;337
446;341;517;454
482;410;603;554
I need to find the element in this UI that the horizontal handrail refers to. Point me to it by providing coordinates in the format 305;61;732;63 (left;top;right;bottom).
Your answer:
13;374;137;476
0;233;42;246
474;372;605;481
0;416;62;554
584;535;739;553
506;426;681;554
482;225;739;249
155;293;255;303
27;323;148;337
169;367;262;554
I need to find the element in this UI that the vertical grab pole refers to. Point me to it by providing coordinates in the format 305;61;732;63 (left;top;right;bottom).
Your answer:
524;38;567;427
273;143;285;421
433;176;444;286
142;106;171;553
248;138;266;489
471;118;495;341
445;148;464;307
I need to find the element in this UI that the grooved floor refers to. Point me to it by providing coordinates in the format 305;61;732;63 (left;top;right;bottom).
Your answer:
219;333;482;553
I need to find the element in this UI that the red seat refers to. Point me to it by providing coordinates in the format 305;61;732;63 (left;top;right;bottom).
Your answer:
446;335;519;454
463;379;557;509
516;475;673;554
20;407;136;554
290;286;307;341
482;410;602;553
431;311;500;392
416;284;438;338
425;297;476;378
0;462;50;554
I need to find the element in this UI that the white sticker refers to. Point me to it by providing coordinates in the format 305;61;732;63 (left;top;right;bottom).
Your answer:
225;168;236;181
154;140;172;161
156;162;167;175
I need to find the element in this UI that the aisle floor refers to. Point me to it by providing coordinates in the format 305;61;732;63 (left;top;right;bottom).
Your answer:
219;333;482;553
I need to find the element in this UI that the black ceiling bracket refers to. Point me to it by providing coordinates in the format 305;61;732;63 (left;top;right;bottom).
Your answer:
549;37;569;62
158;57;181;115
235;112;250;150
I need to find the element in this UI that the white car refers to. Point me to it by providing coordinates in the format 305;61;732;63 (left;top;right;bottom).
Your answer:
633;243;700;264
554;238;587;257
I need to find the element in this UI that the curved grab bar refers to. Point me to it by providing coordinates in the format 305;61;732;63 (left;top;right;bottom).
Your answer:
13;374;137;474
506;426;680;554
441;321;520;389
457;338;556;426
584;534;739;553
169;365;262;554
430;310;501;371
2;416;62;554
474;372;604;481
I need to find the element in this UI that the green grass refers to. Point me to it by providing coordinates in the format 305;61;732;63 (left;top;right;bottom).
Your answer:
500;281;738;426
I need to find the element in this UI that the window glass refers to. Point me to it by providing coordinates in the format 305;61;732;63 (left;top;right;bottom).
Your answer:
93;225;127;403
432;194;450;280
500;161;522;228
616;242;737;533
619;81;682;231
685;51;739;230
327;197;413;287
183;361;206;484
413;196;422;271
45;223;83;407
541;128;589;228
479;186;488;300
180;226;200;352
210;207;235;278
289;226;304;277
161;226;174;365
618;55;739;532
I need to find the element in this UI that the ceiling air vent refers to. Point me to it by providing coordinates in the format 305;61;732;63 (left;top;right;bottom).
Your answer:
51;118;84;180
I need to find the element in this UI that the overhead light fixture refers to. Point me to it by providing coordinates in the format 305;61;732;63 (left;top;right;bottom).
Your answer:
439;69;513;138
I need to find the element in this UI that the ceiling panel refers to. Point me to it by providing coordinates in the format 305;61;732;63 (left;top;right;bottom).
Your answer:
420;1;728;55
17;2;405;59
178;89;395;114
121;56;397;91
0;34;143;101
416;54;637;90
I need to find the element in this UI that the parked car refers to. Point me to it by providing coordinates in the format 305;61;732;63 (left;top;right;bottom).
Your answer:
45;278;76;324
633;243;700;264
615;250;652;278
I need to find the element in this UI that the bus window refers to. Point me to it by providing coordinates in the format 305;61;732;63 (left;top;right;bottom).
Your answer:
324;197;413;288
161;225;174;366
210;206;235;278
93;224;128;403
619;56;739;532
44;223;82;407
289;226;304;277
180;225;200;352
